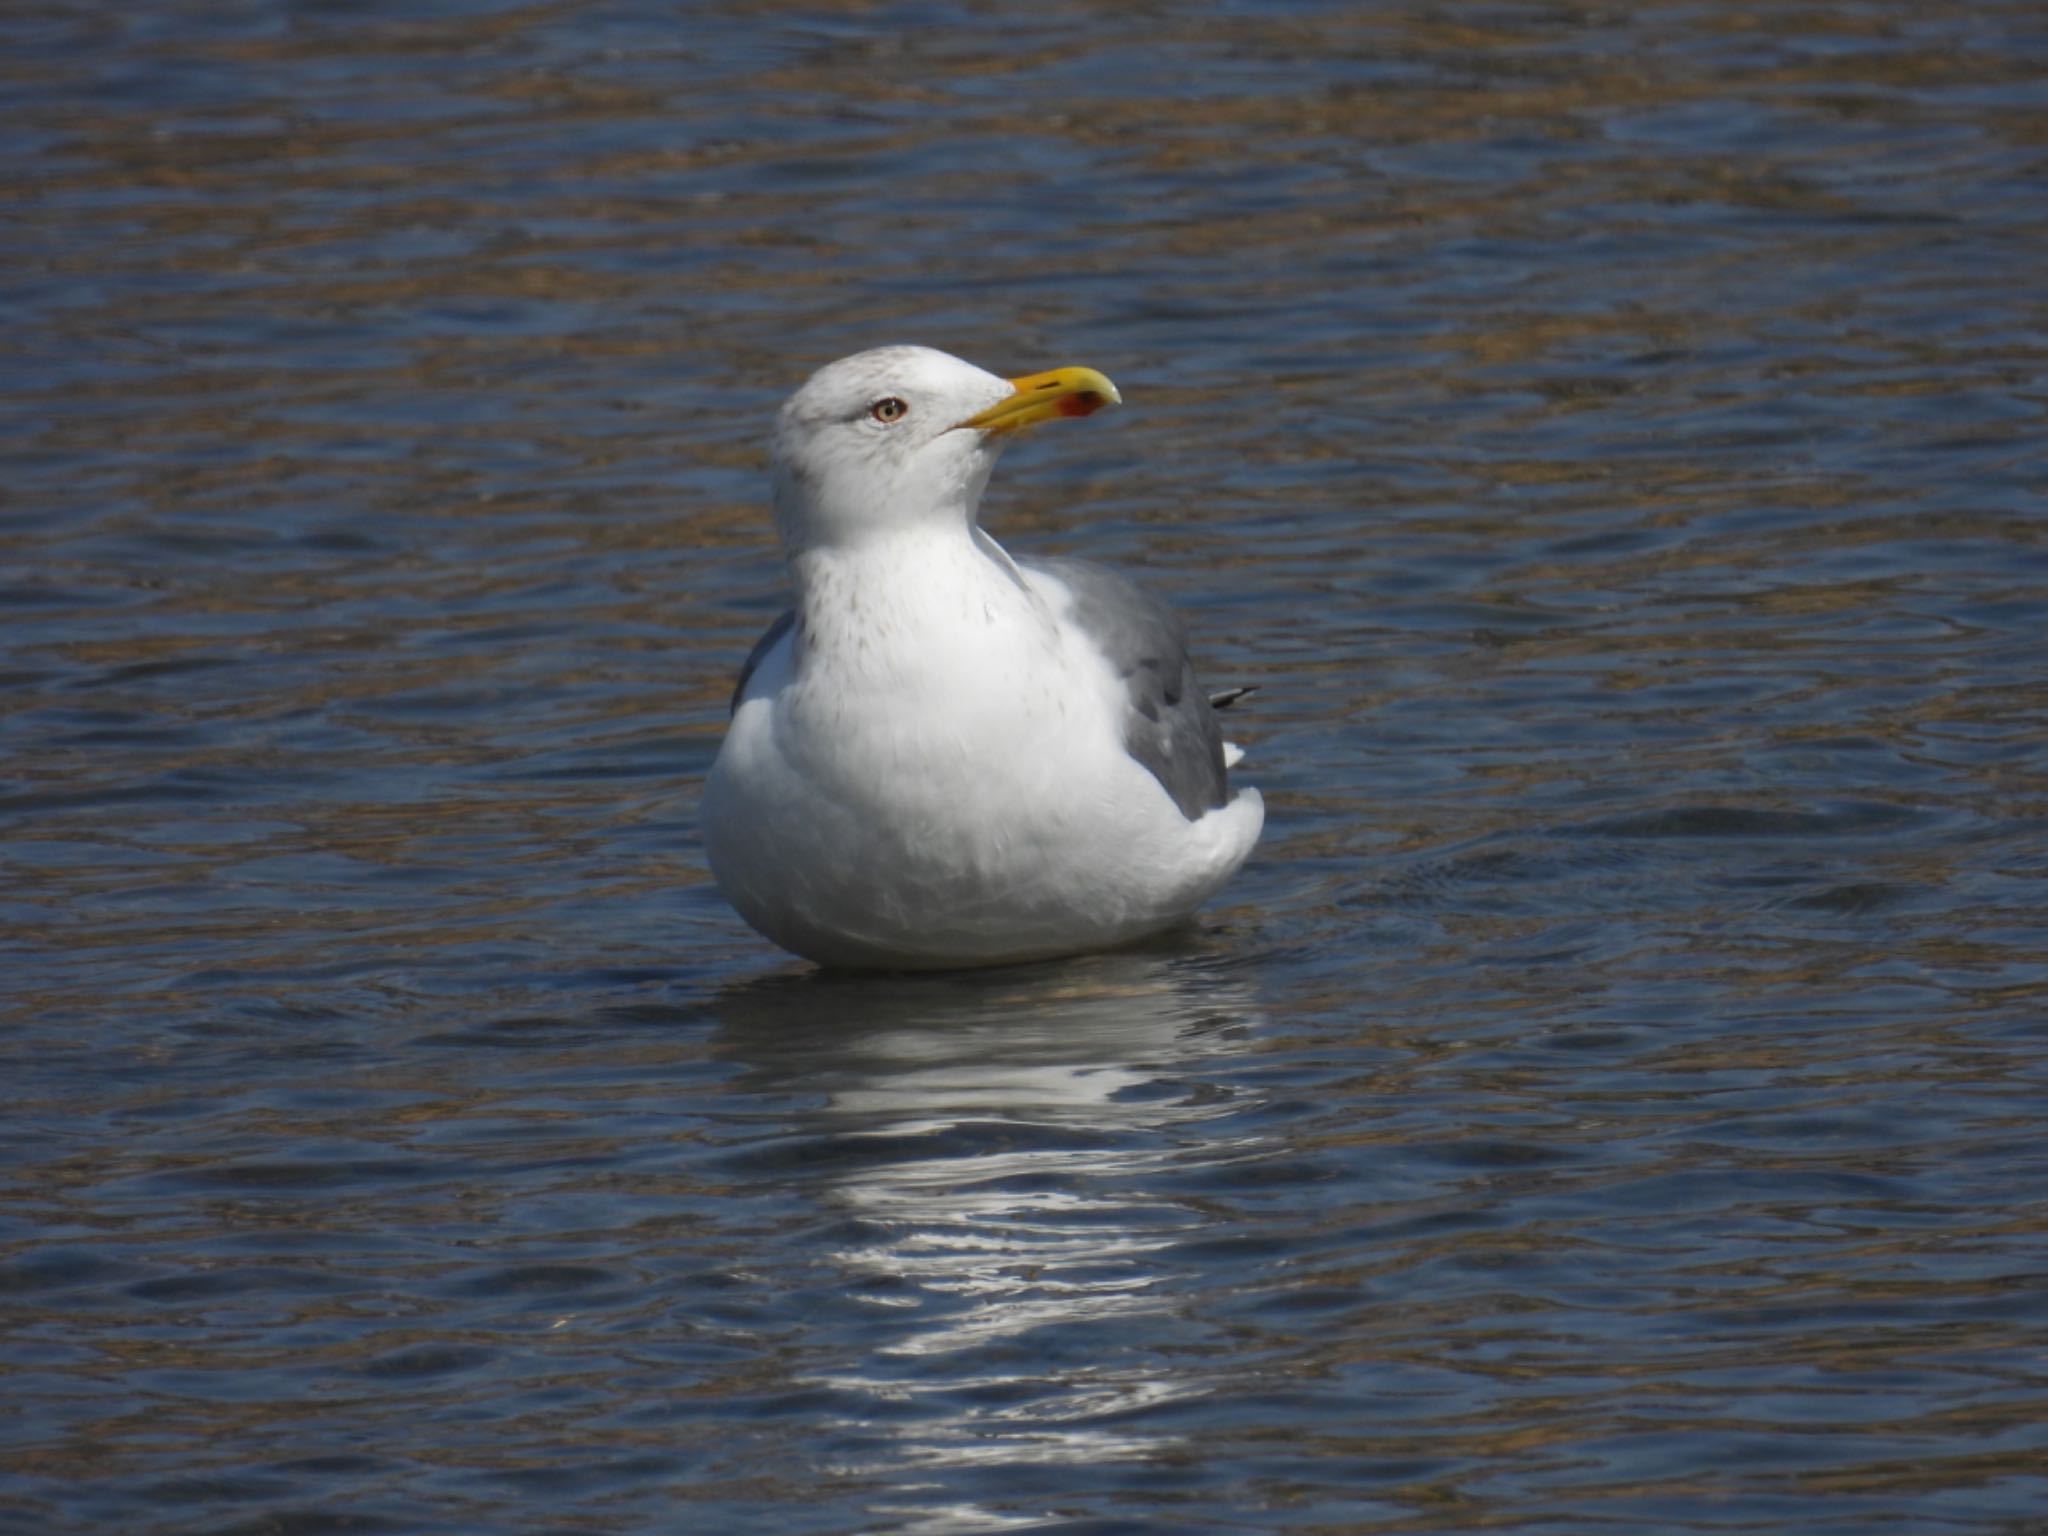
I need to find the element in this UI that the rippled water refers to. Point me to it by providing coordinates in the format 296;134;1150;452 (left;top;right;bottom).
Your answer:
6;3;2047;1532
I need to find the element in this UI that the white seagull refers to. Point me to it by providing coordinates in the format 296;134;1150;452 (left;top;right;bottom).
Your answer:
703;345;1263;969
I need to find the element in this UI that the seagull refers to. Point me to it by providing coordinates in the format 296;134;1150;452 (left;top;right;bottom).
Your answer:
703;345;1263;969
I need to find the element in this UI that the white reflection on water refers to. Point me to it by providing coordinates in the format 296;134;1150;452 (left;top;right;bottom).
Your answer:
712;952;1266;1510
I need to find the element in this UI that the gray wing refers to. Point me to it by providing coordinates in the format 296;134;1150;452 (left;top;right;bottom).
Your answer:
730;609;795;715
1026;556;1230;821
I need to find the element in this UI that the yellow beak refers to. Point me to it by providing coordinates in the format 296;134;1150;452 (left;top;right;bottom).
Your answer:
954;366;1122;435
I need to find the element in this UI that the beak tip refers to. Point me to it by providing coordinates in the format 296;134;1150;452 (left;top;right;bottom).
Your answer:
958;365;1122;433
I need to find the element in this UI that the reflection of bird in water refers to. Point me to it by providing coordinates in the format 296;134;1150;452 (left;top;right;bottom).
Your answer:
704;346;1263;971
711;954;1266;1425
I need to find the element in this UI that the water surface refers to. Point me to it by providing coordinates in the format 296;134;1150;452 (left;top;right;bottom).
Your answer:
5;2;2046;1532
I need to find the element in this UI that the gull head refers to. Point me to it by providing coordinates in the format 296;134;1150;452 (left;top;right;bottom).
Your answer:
770;345;1120;554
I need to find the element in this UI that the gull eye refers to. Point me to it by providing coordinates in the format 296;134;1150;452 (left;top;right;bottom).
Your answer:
868;396;909;425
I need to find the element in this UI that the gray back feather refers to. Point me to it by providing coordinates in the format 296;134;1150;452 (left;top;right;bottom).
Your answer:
730;609;796;715
1028;556;1229;821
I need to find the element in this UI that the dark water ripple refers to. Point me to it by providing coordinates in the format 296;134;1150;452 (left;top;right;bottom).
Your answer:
6;1;2048;1532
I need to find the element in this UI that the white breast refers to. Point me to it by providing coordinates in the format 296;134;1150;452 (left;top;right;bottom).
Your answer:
704;535;1261;969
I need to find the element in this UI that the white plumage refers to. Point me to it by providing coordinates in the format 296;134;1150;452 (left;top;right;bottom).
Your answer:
704;345;1263;969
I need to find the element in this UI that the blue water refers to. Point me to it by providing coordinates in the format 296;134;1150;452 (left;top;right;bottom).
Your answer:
5;3;2047;1532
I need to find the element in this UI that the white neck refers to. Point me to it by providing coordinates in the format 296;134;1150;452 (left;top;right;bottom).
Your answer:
786;524;1046;690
